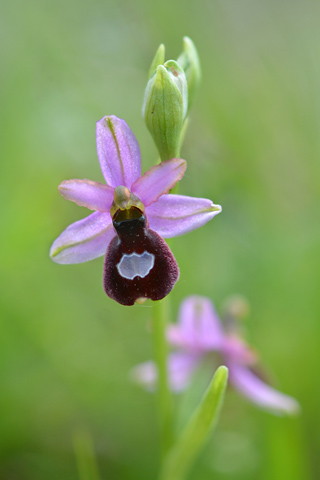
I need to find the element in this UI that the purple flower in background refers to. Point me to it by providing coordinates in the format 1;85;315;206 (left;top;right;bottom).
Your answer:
50;116;221;305
133;296;300;414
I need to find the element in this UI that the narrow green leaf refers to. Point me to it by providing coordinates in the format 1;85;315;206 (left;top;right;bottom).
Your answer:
159;366;228;480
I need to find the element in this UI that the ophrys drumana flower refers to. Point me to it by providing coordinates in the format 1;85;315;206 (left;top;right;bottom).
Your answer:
50;116;221;305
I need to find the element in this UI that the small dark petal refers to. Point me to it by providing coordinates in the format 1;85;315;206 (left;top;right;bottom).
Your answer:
103;221;179;306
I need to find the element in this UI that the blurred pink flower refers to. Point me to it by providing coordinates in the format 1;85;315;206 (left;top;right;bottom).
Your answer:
133;296;300;415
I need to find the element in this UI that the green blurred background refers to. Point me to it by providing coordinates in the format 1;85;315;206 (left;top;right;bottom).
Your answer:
1;0;319;478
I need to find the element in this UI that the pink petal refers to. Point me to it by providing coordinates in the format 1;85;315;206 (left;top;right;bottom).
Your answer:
221;336;257;365
50;211;115;264
131;353;199;393
146;194;222;238
96;116;141;188
167;352;200;392
131;158;186;206
59;179;114;212
168;296;225;352
228;363;300;415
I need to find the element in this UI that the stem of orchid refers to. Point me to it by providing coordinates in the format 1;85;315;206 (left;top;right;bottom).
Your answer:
152;297;173;458
152;127;185;456
73;430;101;480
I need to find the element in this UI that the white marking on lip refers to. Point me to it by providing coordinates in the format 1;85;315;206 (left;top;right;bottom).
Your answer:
116;251;155;280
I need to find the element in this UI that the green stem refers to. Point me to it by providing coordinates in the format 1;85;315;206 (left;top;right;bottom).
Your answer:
73;430;101;480
152;298;173;458
152;129;185;458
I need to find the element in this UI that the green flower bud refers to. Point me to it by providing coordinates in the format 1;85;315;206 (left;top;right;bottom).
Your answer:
142;59;188;162
177;36;201;114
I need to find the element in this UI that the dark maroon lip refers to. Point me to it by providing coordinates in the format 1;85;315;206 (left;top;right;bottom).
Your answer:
103;208;179;306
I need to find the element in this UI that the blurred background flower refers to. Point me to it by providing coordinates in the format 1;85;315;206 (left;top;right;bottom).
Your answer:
133;295;300;414
1;0;319;479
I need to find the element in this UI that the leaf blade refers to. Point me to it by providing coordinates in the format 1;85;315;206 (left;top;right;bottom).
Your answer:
160;366;228;480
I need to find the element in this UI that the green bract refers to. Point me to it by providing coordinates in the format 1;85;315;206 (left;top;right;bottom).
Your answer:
177;36;201;115
143;60;188;162
148;43;165;79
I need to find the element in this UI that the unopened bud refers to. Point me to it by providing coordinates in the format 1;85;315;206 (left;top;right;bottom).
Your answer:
142;60;188;162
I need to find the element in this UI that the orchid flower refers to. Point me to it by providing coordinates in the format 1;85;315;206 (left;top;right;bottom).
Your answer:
50;116;221;305
133;296;300;415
